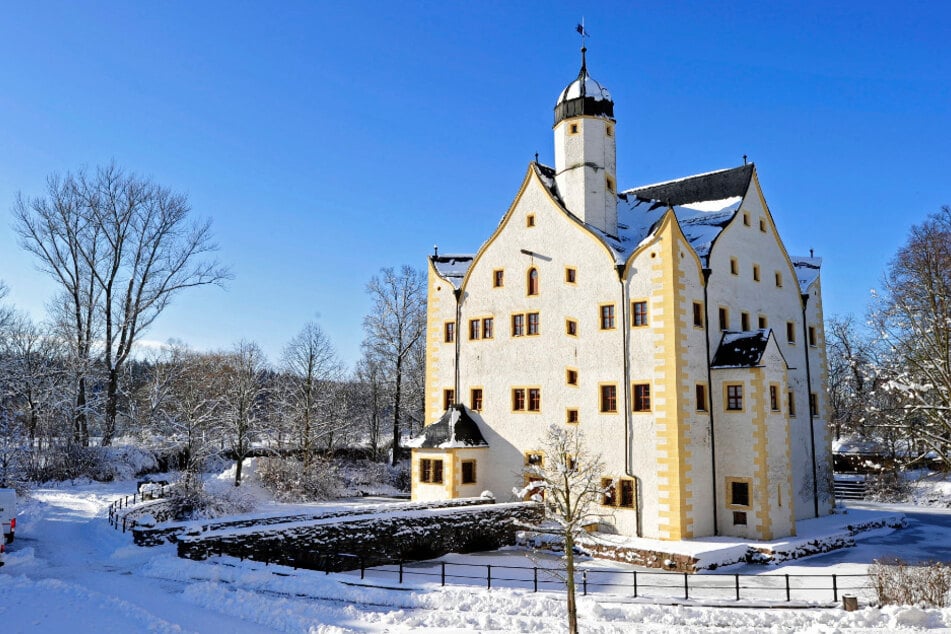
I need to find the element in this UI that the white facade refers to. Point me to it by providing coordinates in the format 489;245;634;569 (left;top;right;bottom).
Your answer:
411;54;833;541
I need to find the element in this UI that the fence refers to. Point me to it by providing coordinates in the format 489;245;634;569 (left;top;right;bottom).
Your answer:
329;557;871;604
225;548;870;605
107;483;175;532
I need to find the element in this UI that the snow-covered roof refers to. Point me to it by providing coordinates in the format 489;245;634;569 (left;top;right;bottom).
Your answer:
711;329;772;368
405;405;489;449
791;256;822;292
432;255;474;290
556;72;612;104
562;164;752;266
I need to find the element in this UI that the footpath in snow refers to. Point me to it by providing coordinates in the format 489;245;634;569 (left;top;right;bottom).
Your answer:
3;479;951;632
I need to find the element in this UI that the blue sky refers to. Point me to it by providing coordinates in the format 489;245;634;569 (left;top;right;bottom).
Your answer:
1;2;949;368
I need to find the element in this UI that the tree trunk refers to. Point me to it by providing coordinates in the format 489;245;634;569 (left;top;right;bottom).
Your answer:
75;377;89;447
392;355;402;466
566;533;578;634
101;367;119;446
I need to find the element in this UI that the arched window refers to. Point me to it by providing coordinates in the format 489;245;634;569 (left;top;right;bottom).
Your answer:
527;268;539;296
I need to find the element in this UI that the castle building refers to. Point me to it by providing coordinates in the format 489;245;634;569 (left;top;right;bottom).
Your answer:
408;49;833;541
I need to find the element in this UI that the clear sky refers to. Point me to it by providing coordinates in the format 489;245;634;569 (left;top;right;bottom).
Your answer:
1;2;949;368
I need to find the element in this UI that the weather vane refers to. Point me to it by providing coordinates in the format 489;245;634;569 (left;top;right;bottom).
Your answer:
576;19;589;48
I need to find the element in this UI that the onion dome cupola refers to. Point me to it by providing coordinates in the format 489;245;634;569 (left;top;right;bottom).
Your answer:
553;46;619;237
554;47;615;125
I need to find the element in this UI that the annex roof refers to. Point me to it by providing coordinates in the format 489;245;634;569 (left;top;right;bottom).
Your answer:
711;329;773;368
431;254;474;290
791;256;822;292
405;404;489;449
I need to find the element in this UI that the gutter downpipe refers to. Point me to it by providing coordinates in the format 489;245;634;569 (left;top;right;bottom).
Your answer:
453;288;462;404
702;267;719;535
618;264;642;537
801;292;820;518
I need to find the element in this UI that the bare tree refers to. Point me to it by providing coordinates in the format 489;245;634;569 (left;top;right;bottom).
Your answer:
362;266;426;465
13;164;230;446
355;349;390;460
221;341;269;486
871;206;951;464
282;321;344;466
517;425;606;634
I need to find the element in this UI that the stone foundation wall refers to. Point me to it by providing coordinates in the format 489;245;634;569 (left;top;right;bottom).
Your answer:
177;501;543;571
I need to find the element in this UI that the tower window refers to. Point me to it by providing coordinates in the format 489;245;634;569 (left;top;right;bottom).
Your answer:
775;271;783;287
786;321;796;344
788;391;797;417
753;264;760;282
770;385;780;411
759;218;767;232
696;384;708;412
569;123;579;134
743;213;750;226
808;326;817;347
526;214;536;228
565;267;577;284
730;258;739;275
444;322;455;343
493;269;504;288
729;479;751;508
566;368;578;386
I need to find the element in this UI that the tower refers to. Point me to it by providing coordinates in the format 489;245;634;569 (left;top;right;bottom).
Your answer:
553;47;618;236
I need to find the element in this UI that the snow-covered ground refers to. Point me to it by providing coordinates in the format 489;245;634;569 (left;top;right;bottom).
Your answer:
4;477;951;632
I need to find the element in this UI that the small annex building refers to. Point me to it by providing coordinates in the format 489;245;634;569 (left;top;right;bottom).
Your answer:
408;47;834;541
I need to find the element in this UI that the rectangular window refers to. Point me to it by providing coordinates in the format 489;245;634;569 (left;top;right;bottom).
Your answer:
743;212;750;226
788;391;797;417
632;383;651;412
443;389;455;411
512;388;526;411
527;312;540;335
600;304;616;330
769;385;779;411
733;510;748;525
600;384;618;413
810;392;819;416
420;458;444;484
482;317;494;339
470;388;483;412
758;315;767;329
786;322;796;344
461;460;477;484
525;452;543;467
512;314;525;337
632;301;648;327
741;312;750;331
759;218;766;232
693;301;704;327
566;368;578;386
753;264;760;282
528;388;541;412
730;258;739;275
565;267;577;284
566;408;579;424
526;214;536;228
601;478;616;506
566;319;578;336
729;479;750;507
808;326;817;347
444;322;455;343
718;307;729;331
493;269;504;287
619;479;636;508
469;319;480;340
726;384;743;411
601;477;635;508
696;384;708;412
775;271;783;288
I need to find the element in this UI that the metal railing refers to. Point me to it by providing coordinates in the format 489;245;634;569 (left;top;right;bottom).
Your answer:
107;483;175;532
